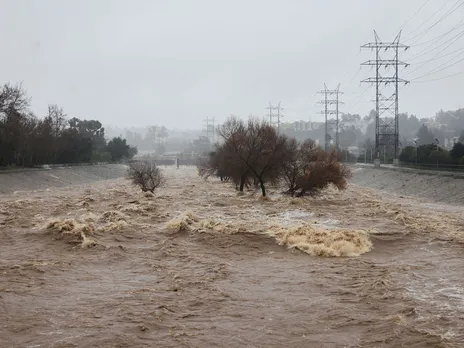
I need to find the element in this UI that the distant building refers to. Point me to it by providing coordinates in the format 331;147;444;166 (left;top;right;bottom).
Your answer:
422;119;444;130
347;146;360;157
293;121;309;131
445;137;460;149
292;121;323;132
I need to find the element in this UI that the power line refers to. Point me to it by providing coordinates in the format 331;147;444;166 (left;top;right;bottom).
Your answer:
413;46;464;64
406;30;464;78
332;52;362;93
407;26;464;62
411;54;464;80
411;18;464;47
347;85;371;110
404;0;461;43
404;0;454;37
346;67;362;87
412;67;464;82
394;0;433;34
414;47;464;76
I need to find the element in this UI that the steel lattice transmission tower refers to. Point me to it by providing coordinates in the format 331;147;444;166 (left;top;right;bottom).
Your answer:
264;102;284;134
317;84;343;150
204;117;215;144
361;30;409;162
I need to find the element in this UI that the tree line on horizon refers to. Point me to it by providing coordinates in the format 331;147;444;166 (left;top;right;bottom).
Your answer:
0;82;137;168
280;109;464;165
281;110;464;150
399;123;464;165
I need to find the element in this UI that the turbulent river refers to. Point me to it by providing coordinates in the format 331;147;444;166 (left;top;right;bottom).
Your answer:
0;166;463;347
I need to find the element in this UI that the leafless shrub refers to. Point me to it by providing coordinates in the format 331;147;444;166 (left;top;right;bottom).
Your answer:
197;154;216;180
126;161;166;193
294;149;352;197
197;149;231;181
279;139;351;197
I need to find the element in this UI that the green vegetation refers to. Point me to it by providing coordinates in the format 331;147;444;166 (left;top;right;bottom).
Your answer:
0;82;137;167
399;123;464;167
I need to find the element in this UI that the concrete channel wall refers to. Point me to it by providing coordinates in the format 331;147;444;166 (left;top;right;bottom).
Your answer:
351;164;464;205
0;164;128;195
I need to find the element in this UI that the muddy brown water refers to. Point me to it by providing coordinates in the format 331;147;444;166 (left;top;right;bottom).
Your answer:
0;166;463;347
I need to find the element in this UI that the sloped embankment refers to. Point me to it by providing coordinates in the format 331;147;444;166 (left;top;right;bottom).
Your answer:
0;164;128;194
351;165;464;205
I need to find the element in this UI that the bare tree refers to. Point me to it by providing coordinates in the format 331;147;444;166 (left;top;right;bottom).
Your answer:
218;116;289;196
239;119;289;196
197;153;217;180
126;161;166;193
47;104;67;161
280;138;301;195
48;104;67;138
217;117;251;191
0;82;30;115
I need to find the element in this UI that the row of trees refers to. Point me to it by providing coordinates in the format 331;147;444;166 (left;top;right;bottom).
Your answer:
0;82;137;167
398;123;464;166
283;110;464;155
197;116;351;197
400;142;464;165
123;126;170;154
413;123;464;146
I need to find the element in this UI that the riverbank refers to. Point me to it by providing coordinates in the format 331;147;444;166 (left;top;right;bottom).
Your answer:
351;164;464;205
0;164;128;194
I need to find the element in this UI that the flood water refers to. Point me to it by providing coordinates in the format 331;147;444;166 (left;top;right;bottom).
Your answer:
0;166;463;347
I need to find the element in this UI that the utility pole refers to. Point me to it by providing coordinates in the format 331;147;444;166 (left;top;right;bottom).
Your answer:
275;102;283;134
265;102;275;126
264;102;284;133
204;117;209;140
361;30;409;164
212;117;215;143
317;84;343;150
149;125;157;154
204;117;215;144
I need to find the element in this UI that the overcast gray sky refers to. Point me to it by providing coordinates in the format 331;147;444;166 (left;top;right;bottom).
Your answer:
1;0;463;129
